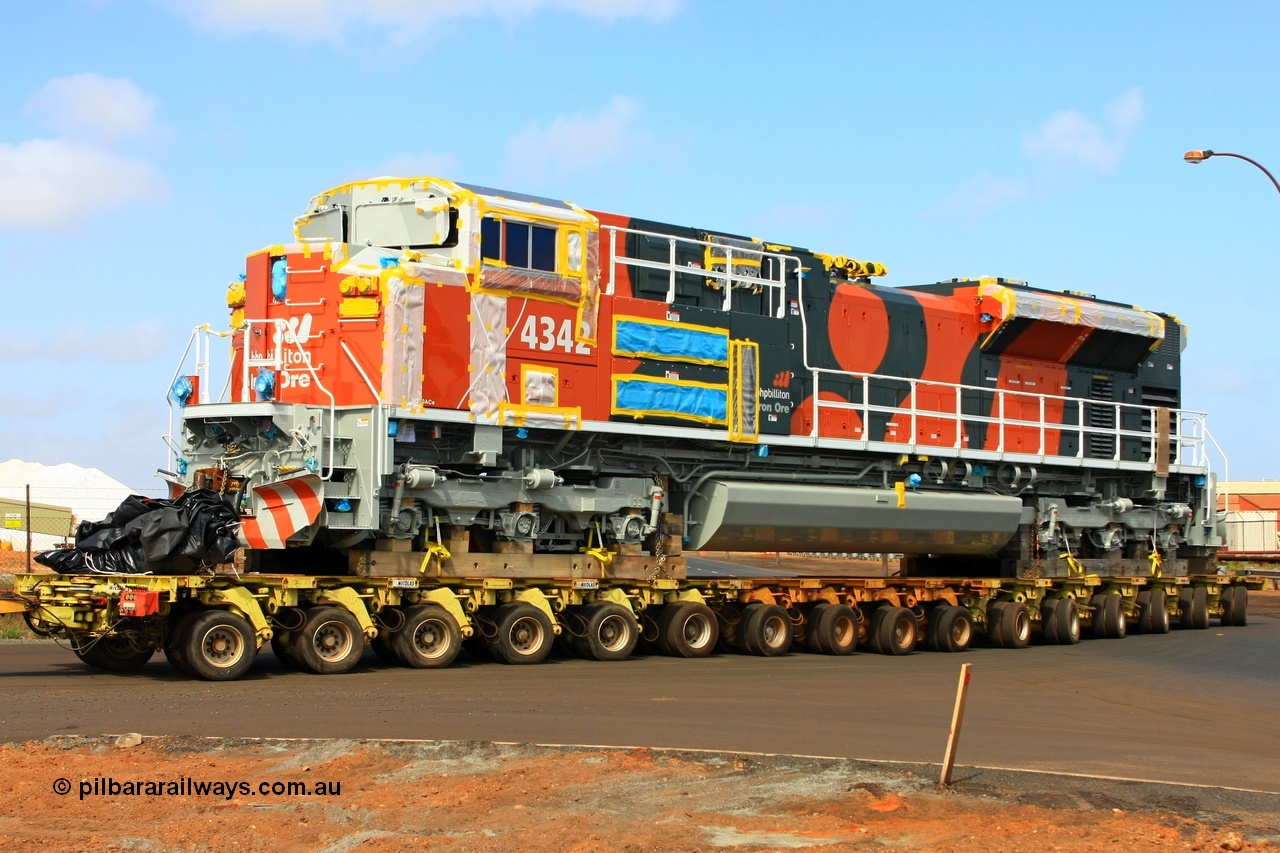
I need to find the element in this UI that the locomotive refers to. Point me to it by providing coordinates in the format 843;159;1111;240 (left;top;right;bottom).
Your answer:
167;176;1222;579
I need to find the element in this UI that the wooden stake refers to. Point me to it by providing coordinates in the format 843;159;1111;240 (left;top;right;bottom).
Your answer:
940;662;972;786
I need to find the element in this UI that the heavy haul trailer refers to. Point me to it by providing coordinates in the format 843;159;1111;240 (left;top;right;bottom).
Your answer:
2;175;1250;679
4;571;1258;680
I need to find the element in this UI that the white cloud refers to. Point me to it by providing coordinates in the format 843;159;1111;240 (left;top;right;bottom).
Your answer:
505;96;644;181
1022;87;1144;175
24;74;158;143
170;0;678;39
923;173;1032;223
0;321;174;364
928;88;1145;222
0;138;167;228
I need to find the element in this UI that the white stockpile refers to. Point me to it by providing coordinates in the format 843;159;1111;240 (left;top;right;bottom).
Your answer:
0;459;134;551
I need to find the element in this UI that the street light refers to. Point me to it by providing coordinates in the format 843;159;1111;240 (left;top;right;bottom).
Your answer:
1183;149;1280;195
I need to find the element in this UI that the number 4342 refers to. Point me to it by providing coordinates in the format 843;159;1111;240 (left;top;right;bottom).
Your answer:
519;315;590;354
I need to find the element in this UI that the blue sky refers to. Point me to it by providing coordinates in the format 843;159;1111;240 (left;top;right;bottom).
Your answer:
1;0;1277;491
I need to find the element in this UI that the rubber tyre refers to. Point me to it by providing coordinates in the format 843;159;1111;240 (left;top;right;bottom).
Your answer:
1148;589;1170;634
1089;594;1110;639
183;609;257;681
741;603;792;657
804;603;832;654
987;601;1008;647
1101;594;1127;639
573;602;638;662
491;602;554;665
1229;586;1248;627
270;630;306;669
715;603;745;653
864;605;887;654
875;606;917;656
1178;588;1196;629
657;601;719;658
291;606;365;674
1055;598;1082;645
929;604;973;653
812;604;857;656
370;634;403;665
75;634;155;672
1000;601;1031;649
1189;586;1210;630
1039;599;1061;644
163;612;199;676
394;604;462;668
1134;590;1154;635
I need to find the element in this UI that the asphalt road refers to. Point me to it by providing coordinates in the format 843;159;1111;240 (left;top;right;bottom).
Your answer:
3;594;1277;793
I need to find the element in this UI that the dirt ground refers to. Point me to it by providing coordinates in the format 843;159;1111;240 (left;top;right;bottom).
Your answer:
0;735;1275;853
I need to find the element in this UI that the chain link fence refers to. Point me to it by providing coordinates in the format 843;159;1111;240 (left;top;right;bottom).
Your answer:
0;485;163;573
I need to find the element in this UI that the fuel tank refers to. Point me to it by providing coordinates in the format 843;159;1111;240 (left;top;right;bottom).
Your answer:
685;480;1023;555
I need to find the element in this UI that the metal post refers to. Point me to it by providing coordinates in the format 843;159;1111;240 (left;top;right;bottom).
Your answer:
940;662;973;786
25;484;32;572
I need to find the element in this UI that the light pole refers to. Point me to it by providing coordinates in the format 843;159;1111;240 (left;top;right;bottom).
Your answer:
1183;149;1280;195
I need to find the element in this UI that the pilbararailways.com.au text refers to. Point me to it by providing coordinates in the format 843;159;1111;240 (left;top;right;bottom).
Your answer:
56;777;341;800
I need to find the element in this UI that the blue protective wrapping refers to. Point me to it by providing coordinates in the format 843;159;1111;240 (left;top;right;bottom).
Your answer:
614;319;729;365
614;377;727;423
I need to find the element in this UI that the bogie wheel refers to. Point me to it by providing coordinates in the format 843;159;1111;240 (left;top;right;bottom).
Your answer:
1134;590;1153;635
1054;598;1082;645
394;604;462;668
1100;594;1127;639
1039;599;1060;644
1089;594;1110;639
370;633;403;666
75;634;156;672
813;604;858;656
740;603;793;657
1148;589;1170;634
183;609;257;681
1219;586;1237;627
491;602;554;665
863;605;887;654
875;606;918;656
1188;586;1210;630
986;601;1008;647
657;601;719;658
163;612;198;676
929;605;973;653
573;602;639;662
270;631;305;670
290;606;365;674
1000;601;1032;649
804;603;831;654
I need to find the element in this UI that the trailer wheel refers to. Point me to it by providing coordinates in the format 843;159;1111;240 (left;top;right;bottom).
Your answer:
183;610;257;681
291;606;365;674
657;602;719;658
1053;598;1081;645
1147;589;1169;634
804;603;831;653
715;603;745;653
1039;599;1060;643
741;603;792;657
929;604;973;653
1089;594;1109;639
1221;586;1248;627
812;604;858;656
1099;594;1126;639
875;606;917;655
491;602;554;664
75;634;156;672
394;604;462;669
574;602;639;662
999;601;1032;649
270;631;304;670
163;612;198;675
1191;587;1210;629
986;601;1008;647
1134;591;1153;634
